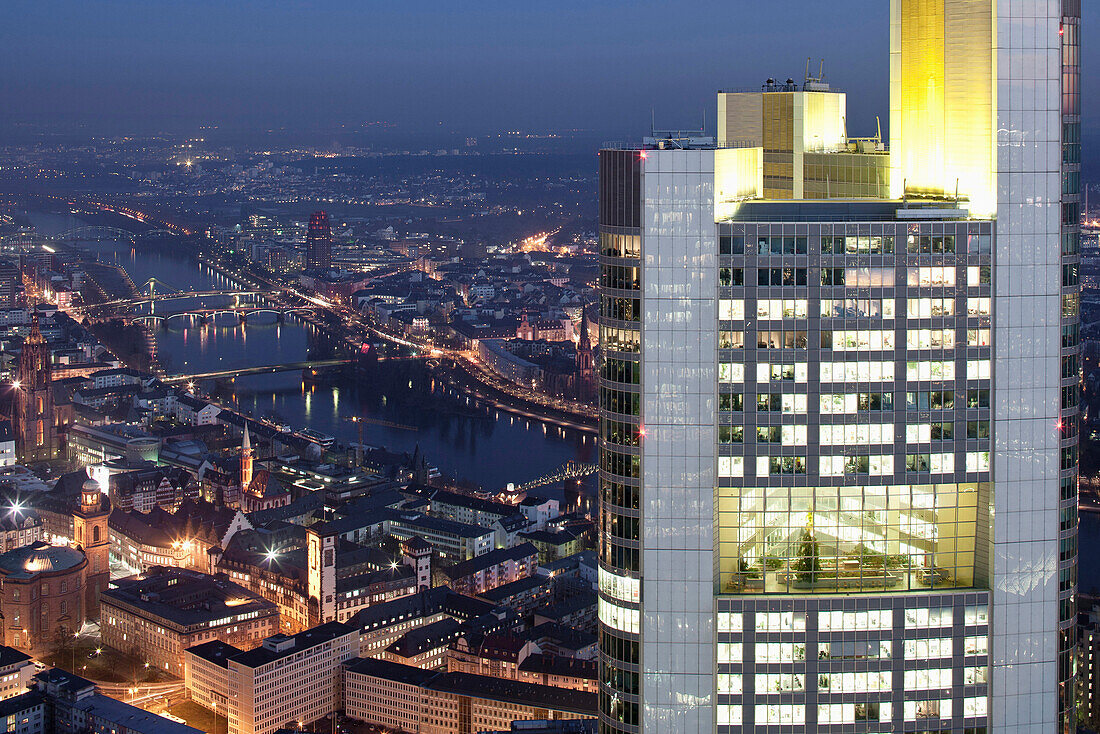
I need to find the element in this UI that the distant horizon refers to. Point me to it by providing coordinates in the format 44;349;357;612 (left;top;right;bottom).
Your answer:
2;1;1096;169
8;1;1094;142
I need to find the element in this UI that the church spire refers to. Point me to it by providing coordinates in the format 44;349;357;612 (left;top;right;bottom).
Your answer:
577;305;591;353
241;426;254;490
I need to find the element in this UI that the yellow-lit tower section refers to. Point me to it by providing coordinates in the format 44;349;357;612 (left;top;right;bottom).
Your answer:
890;0;996;216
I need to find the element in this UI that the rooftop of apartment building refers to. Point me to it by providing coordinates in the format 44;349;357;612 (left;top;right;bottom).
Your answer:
347;586;497;633
442;543;539;581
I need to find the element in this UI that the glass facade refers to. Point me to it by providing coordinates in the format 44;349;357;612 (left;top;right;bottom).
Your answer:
597;2;1074;732
597;149;643;734
716;219;993;603
1060;1;1082;731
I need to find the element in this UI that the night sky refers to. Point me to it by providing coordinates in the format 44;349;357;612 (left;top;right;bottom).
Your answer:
0;1;1096;146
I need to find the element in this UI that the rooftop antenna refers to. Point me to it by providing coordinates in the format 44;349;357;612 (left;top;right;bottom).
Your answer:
955;178;960;207
651;108;656;137
875;116;882;145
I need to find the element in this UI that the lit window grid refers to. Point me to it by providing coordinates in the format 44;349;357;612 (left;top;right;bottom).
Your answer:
713;602;990;731
717;220;992;596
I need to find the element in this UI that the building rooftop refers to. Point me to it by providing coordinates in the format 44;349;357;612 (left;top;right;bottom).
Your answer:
102;567;277;631
519;528;577;545
477;575;550;604
335;565;415;595
523;622;597;653
344;656;437;686
229;622;354;669
443;543;538;581
0;690;44;718
347;586;495;632
386;618;462;658
185;640;242;668
344;658;596;715
518;653;598;679
534;592;595;621
78;693;203;733
420;487;518;518
383;508;495;539
0;541;84;580
0;645;31;669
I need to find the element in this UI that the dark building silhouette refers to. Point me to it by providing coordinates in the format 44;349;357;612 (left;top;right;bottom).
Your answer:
13;314;58;463
305;210;332;272
574;307;595;401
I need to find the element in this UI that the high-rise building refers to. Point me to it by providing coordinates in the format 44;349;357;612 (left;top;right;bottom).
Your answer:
13;314;58;464
305;210;332;272
596;3;1078;733
0;260;21;309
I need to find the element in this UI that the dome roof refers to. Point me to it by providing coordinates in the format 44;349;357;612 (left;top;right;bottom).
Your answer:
83;477;100;493
0;541;84;579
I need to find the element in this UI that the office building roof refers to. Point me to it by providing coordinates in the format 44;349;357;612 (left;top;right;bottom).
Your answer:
344;658;596;715
185;640;242;668
229;622;355;669
102;567;276;630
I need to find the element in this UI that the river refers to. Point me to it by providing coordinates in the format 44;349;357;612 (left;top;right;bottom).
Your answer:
26;212;596;503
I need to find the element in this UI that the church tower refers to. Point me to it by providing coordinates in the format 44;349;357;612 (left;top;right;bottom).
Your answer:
240;427;254;490
14;313;58;463
574;306;595;400
73;475;110;618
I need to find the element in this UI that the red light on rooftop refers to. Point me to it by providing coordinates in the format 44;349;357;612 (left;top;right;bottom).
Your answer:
639;151;648;160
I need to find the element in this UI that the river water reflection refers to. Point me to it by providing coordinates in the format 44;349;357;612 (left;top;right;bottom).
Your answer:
28;212;596;500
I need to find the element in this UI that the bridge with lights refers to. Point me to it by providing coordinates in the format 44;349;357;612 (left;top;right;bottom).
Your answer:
508;460;598;494
131;306;315;327
162;354;430;384
87;289;267;310
162;359;355;383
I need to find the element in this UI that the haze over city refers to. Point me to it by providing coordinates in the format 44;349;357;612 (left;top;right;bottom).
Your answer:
0;1;1092;149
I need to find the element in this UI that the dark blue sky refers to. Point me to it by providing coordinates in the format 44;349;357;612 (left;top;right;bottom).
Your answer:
0;1;1095;142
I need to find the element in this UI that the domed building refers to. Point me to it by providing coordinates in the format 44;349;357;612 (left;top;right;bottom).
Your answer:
0;540;89;652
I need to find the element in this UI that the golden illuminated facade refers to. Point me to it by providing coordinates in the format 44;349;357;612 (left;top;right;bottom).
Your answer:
717;86;888;201
889;0;996;216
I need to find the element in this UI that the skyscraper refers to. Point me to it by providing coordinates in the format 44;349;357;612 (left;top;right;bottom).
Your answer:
596;2;1078;733
306;210;332;272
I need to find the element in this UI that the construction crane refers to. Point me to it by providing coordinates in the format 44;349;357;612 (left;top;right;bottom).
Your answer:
344;415;419;467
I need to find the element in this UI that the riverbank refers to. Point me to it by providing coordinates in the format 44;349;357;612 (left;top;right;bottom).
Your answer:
436;357;596;434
